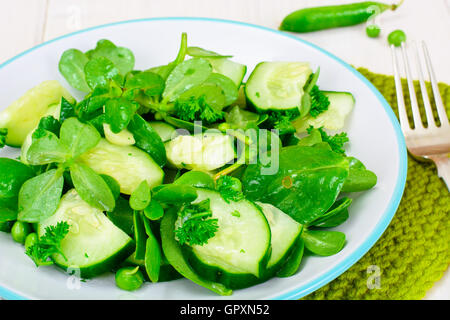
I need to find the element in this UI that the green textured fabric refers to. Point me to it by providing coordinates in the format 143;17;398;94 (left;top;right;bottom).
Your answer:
304;68;450;300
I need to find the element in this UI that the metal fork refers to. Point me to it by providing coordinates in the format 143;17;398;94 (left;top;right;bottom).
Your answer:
391;41;450;190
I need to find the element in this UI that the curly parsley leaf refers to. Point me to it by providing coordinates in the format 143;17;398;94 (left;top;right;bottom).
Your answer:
216;175;244;203
26;221;70;266
307;126;349;154
309;86;330;118
266;109;300;135
175;199;218;246
0;128;7;148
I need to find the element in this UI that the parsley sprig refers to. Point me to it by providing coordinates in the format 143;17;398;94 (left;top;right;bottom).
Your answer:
309;86;330;118
175;199;218;246
266;109;299;135
216;175;244;203
173;95;225;124
26;221;70;266
0;128;7;148
307;126;349;154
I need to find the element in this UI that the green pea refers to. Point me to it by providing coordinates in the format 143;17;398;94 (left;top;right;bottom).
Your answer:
115;266;144;291
11;221;31;244
366;24;381;38
388;29;406;47
24;233;38;251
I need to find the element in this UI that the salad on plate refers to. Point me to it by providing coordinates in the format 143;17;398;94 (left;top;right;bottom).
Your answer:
0;33;377;296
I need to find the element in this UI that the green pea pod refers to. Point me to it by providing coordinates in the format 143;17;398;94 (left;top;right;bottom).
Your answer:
302;230;346;256
280;1;403;33
160;208;232;296
277;236;305;278
152;185;198;204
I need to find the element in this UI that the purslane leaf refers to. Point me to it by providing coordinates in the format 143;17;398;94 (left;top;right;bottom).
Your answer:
162;58;212;102
124;71;165;97
26;130;69;165
58;49;91;92
105;98;138;134
302;229;346;256
88;39;135;75
59;117;101;159
127;114;167;167
186;46;232;59
18;169;64;223
84;57;121;90
129;180;151;211
203;73;238;106
70;162;115;212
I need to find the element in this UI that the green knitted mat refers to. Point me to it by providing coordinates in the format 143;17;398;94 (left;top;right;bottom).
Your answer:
304;68;450;300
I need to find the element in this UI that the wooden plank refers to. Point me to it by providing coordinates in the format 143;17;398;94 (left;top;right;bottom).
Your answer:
45;0;450;82
0;0;48;63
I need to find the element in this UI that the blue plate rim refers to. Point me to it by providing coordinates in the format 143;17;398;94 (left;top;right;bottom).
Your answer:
0;16;408;300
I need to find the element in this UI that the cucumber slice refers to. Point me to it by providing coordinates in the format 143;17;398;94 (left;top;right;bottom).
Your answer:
245;62;312;113
0;80;74;147
186;189;271;289
206;58;247;87
148;121;177;142
78;139;164;195
165;132;235;171
256;202;303;276
38;189;134;278
293;91;355;132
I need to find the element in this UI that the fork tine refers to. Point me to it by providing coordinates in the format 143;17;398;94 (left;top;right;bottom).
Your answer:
422;41;450;127
390;44;410;131
401;42;424;129
412;41;437;128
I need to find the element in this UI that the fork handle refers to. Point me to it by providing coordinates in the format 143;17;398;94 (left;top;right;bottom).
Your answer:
428;155;450;191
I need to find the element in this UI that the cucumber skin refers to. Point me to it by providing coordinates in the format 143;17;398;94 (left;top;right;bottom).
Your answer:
261;232;302;279
53;240;135;279
184;247;270;290
186;236;301;289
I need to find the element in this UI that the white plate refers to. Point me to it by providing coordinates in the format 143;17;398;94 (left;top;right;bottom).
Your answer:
0;18;407;300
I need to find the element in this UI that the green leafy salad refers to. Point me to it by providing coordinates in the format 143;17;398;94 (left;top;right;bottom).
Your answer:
0;33;377;295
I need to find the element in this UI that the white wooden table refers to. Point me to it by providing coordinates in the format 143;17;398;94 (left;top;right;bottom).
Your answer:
0;0;448;300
